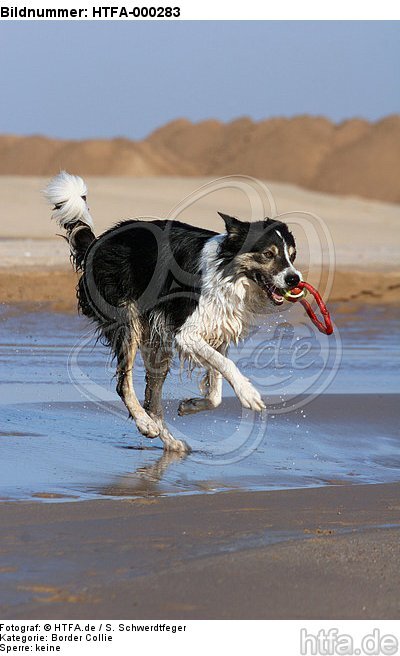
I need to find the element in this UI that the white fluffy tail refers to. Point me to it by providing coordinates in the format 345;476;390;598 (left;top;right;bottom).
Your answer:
44;171;94;229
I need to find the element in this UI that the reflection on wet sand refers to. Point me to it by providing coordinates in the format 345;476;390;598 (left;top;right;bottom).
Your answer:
100;450;188;497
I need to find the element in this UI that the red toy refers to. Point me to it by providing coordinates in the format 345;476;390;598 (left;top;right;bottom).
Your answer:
284;281;333;335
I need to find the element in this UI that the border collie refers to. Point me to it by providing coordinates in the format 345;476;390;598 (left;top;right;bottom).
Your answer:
45;172;302;453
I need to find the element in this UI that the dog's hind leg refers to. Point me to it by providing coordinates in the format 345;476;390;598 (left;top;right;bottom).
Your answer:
178;344;227;416
116;331;160;439
141;339;191;453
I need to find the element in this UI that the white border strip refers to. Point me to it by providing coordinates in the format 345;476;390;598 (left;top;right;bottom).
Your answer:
0;1;399;20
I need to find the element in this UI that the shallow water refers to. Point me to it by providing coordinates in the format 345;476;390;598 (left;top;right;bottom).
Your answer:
0;302;399;501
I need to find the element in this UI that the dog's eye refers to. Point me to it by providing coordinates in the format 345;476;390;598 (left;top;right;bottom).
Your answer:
264;251;274;259
290;251;296;262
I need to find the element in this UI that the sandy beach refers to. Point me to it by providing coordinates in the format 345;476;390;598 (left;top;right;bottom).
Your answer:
1;175;399;619
0;176;399;309
1;483;399;619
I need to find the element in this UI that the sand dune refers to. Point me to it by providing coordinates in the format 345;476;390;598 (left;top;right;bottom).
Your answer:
1;115;399;202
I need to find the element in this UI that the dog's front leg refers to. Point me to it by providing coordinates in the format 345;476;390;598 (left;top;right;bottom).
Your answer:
178;367;223;416
178;343;227;416
176;332;265;412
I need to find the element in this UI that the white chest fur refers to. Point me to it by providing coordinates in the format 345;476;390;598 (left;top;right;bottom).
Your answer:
178;235;254;349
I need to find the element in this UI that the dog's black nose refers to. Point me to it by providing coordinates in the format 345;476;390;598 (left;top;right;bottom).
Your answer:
285;272;300;288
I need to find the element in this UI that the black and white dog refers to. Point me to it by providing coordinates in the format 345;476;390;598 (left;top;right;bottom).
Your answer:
45;172;302;453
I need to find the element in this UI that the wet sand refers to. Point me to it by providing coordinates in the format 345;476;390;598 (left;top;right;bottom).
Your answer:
1;483;399;619
1;303;399;618
1;304;399;501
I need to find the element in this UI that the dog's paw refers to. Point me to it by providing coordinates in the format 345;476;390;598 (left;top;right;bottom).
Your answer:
178;397;213;416
159;425;192;454
135;414;160;438
163;436;192;454
234;378;266;412
149;416;192;454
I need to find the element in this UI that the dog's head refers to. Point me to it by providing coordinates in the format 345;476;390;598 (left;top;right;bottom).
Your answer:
218;212;302;306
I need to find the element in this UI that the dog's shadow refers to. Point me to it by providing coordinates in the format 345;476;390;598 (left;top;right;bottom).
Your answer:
99;449;188;498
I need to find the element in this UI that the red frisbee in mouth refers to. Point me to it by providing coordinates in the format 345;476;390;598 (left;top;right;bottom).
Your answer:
285;281;333;335
284;286;305;302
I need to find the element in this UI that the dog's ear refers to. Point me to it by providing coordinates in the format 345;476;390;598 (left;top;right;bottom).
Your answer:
218;212;243;237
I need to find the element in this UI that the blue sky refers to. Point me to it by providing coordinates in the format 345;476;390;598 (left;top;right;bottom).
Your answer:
0;21;398;139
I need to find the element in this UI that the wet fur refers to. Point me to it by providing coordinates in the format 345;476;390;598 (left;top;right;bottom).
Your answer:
45;173;301;452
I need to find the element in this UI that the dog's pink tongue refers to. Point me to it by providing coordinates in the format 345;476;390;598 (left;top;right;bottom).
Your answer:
272;291;284;304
